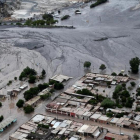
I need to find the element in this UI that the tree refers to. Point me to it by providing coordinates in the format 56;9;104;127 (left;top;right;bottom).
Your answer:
101;98;115;108
38;83;49;91
99;64;106;71
14;77;17;80
41;69;46;77
133;133;139;140
130;81;136;87
111;72;117;76
84;61;91;68
130;57;140;74
28;75;36;83
16;99;24;108
0;115;4;122
0;102;2;107
24;105;34;114
54;83;64;90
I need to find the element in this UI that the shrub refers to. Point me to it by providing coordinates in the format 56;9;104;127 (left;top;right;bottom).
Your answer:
40;94;50;100
19;67;37;81
28;75;36;83
130;81;136;87
90;0;107;8
111;72;117;76
16;99;24;108
24;105;34;114
0;115;4;122
38;124;49;129
14;77;17;80
0;102;2;107
106;112;113;118
84;61;91;68
101;98;115;108
61;15;70;20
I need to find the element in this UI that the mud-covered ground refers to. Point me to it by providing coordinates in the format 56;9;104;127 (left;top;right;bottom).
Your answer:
1;0;140;139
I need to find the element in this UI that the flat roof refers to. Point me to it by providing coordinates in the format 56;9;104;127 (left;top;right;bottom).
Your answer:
0;116;16;131
78;124;89;133
32;114;45;123
110;118;119;124
90;113;101;119
98;115;109;121
25;96;40;106
50;75;71;83
105;133;129;140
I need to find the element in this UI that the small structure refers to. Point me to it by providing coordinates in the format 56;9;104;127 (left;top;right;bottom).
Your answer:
104;132;130;140
19;84;28;90
50;74;72;83
0;116;17;132
25;96;40;107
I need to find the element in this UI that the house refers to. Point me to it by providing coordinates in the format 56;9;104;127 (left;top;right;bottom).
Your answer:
25;96;40;107
83;112;93;120
90;113;101;122
49;75;72;83
110;118;119;125
104;132;130;140
0;116;17;132
97;115;109;124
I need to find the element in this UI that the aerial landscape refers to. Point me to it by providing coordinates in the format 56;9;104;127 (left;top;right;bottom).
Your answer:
0;0;140;140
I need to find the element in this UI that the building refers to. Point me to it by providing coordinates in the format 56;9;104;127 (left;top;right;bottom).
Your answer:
104;132;130;140
25;96;40;107
49;75;72;83
0;116;17;132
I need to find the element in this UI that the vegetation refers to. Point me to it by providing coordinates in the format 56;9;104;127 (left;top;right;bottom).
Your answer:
24;105;34;114
0;102;2;107
130;81;136;87
99;64;106;71
14;77;17;80
106;111;113;118
101;98;115;108
38;124;49;129
77;89;93;96
40;93;51;100
129;57;140;74
7;80;12;86
38;83;49;91
19;67;37;81
28;75;36;83
41;69;46;77
16;99;24;108
111;72;117;76
84;61;91;68
61;15;70;20
0;115;4;122
24;87;39;101
16;22;22;26
90;0;107;8
133;133;139;140
118;73;123;76
49;80;64;90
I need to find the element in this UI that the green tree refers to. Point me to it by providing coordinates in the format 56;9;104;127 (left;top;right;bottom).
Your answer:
16;99;24;108
130;81;136;87
101;98;115;108
28;75;36;83
38;83;49;91
24;105;34;114
133;133;139;140
130;57;140;74
14;77;17;80
42;69;46;77
84;61;91;68
111;72;117;76
99;64;106;71
0;102;2;107
54;83;64;90
0;115;4;122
